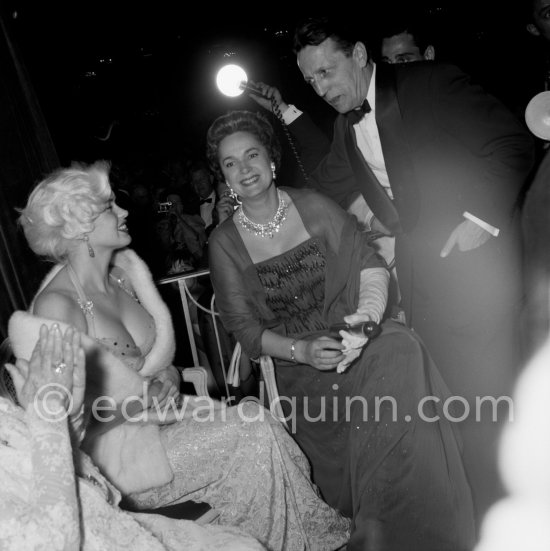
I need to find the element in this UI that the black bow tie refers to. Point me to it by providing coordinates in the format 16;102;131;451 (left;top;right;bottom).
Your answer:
346;99;372;124
199;197;213;205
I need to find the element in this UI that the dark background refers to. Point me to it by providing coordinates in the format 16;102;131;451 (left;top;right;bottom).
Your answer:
1;1;539;168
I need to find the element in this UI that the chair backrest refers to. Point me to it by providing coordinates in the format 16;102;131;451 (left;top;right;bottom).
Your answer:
259;355;288;429
210;295;287;426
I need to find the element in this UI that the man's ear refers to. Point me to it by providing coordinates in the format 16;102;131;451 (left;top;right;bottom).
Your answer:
423;45;435;61
353;41;369;67
527;23;541;37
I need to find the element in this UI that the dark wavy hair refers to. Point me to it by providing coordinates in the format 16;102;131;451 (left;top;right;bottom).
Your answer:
378;12;434;55
206;110;282;184
292;15;357;57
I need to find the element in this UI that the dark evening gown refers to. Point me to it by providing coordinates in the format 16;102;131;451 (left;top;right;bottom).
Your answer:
255;236;476;551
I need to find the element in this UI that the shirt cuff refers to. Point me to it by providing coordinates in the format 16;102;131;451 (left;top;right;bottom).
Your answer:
282;104;302;125
463;212;500;237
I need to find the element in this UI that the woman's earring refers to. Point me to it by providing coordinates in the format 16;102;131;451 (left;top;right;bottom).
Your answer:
271;162;276;180
83;234;95;258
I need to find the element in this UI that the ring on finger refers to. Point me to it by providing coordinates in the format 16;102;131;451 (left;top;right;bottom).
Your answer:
53;361;67;374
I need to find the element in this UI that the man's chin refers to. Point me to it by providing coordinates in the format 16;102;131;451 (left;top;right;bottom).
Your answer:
329;100;351;114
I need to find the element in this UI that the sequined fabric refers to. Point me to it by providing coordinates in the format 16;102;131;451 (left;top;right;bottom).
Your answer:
124;401;350;551
256;237;328;335
98;323;154;372
99;334;350;551
253;240;476;551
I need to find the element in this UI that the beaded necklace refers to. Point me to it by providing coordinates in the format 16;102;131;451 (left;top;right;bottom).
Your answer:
237;189;288;239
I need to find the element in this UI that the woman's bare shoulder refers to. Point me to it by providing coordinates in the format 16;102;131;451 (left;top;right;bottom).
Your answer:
32;276;87;332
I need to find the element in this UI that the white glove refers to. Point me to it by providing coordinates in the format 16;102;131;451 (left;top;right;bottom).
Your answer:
354;267;389;324
335;267;389;373
336;329;369;373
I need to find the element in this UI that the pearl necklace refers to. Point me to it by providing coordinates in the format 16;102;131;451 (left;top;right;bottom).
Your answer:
237;189;288;239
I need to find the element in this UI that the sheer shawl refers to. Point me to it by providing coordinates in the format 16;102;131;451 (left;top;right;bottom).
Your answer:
208;187;384;358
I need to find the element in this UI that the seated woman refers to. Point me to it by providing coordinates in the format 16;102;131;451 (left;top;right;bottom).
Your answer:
8;161;350;551
206;110;476;551
0;323;264;550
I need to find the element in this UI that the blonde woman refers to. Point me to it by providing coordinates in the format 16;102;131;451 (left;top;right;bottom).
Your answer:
9;160;350;551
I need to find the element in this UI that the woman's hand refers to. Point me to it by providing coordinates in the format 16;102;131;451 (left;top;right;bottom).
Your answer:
298;336;344;371
336;330;368;374
6;324;85;419
147;366;181;410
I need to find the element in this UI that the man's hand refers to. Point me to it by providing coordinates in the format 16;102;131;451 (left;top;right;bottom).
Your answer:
247;81;288;114
440;219;492;258
216;193;237;224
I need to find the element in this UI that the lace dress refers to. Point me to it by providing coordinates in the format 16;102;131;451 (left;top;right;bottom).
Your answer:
255;237;476;551
69;266;350;551
0;397;265;551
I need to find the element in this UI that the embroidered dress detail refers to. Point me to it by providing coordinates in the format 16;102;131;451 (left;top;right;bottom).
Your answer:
255;237;327;335
66;264;98;337
237;189;288;238
110;275;140;303
77;298;95;318
67;265;141;323
66;264;146;345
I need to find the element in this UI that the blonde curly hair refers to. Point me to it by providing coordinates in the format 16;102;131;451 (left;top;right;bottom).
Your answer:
18;160;112;263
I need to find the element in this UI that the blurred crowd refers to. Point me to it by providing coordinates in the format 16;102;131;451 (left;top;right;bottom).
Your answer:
109;154;229;279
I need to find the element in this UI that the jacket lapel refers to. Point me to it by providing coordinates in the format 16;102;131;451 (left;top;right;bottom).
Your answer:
342;120;402;234
375;64;420;232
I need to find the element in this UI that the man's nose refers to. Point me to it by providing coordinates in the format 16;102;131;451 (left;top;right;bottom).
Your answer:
312;79;325;96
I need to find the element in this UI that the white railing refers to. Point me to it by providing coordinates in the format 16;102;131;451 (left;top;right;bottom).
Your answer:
156;269;287;426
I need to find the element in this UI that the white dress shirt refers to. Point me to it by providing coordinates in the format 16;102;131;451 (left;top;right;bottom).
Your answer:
282;63;499;239
199;190;216;228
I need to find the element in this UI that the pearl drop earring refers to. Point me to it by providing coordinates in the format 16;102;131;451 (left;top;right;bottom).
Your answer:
83;234;95;258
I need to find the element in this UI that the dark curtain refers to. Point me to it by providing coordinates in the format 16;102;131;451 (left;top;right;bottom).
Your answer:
0;10;59;339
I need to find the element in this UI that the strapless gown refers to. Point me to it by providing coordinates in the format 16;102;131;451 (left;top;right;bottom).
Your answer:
254;237;476;551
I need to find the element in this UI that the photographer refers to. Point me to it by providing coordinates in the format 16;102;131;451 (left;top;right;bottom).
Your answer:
155;192;207;274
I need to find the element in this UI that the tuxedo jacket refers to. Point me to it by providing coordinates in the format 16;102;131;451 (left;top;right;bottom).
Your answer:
182;190;218;233
290;61;535;250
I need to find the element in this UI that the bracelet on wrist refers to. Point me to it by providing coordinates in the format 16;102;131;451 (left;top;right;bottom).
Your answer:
289;339;298;362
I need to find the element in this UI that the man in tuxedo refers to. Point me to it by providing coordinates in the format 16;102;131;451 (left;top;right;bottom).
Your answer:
255;15;534;528
188;160;218;235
